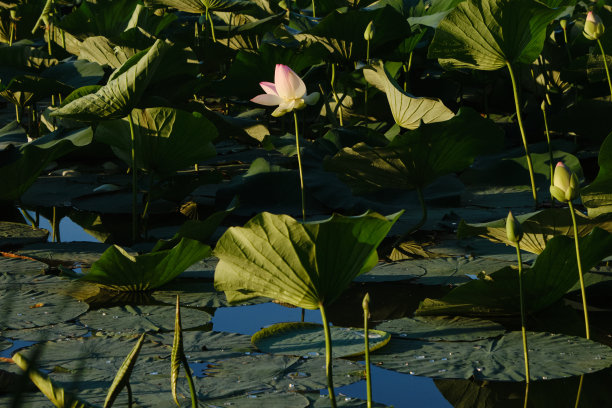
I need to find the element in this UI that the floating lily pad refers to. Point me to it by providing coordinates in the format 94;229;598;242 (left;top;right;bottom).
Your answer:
375;316;506;341
0;257;48;275
356;257;516;285
72;191;177;215
252;322;391;358
20;174;103;208
150;330;256;361
16;242;122;266
372;331;612;381
1;322;88;341
201;392;309;408
79;304;211;335
0;339;11;352
0;289;88;330
152;280;228;307
0;222;48;248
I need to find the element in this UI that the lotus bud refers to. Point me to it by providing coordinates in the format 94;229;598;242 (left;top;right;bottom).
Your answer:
364;21;375;41
584;11;605;41
506;211;523;244
9;9;18;19
540;100;547;112
550;162;580;202
362;292;370;319
198;14;206;25
560;19;567;31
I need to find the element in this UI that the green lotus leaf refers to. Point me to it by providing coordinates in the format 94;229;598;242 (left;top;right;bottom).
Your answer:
144;0;254;13
324;107;503;193
2;321;89;342
375;316;505;341
372;331;612;381
457;208;612;254
363;60;454;129
78;36;137;69
428;0;562;71
81;237;211;291
0;126;94;203
582;132;612;217
416;228;612;316
369;0;466;28
41;59;105;89
214;211;402;309
95;107;217;175
0;74;72;107
79;305;211;335
252;322;391;358
50;39;168;122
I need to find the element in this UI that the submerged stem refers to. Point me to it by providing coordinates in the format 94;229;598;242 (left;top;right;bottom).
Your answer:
596;39;612;101
319;303;337;408
516;243;530;383
294;111;306;222
506;61;538;206
128;112;138;243
569;201;590;339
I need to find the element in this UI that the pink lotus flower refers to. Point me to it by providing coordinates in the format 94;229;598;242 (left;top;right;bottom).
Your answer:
251;64;319;117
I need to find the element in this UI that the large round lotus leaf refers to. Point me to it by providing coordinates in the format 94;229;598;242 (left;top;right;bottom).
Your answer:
0;222;48;247
0;289;88;330
190;392;309;408
306;393;387;407
195;354;364;398
429;237;538;263
20;174;100;208
0;271;100;301
0;257;47;275
355;257;516;285
79;304;211;335
2;322;88;341
252;322;391;358
16;242;128;266
72;191;176;215
375;316;505;341
372;332;612;381
150;330;257;361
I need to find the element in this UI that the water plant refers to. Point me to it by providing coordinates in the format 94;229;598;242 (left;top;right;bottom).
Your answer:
584;11;612;100
214;211;402;407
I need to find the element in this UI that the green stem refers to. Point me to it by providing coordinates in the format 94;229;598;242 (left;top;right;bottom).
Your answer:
206;8;216;43
294;111;306;222
541;102;554;184
363;295;372;408
312;0;316;18
15;105;20;123
182;356;199;408
524;382;530;408
562;27;572;62
128;112;138;243
51;206;57;242
574;375;584;408
506;61;538;206
126;381;132;408
393;187;427;249
20;208;37;229
516;243;530;383
331;64;343;126
366;39;370;62
319;303;337;408
9;21;14;46
596;39;612;101
568;201;590;339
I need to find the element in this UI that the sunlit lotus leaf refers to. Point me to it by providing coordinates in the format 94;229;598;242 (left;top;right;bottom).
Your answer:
582;132;612;217
428;0;562;70
81;238;211;291
372;331;612;381
0;126;93;203
214;211;402;309
363;60;454;129
324;107;502;193
252;322;391;358
51;39;168;122
457;208;612;254
369;0;465;28
416;228;612;316
78;36;137;69
95;107;217;175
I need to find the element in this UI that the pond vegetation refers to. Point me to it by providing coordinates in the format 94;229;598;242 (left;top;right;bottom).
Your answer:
2;0;612;407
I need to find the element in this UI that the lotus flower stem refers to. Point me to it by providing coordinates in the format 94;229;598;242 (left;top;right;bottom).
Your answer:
312;0;316;18
568;201;590;339
506;61;538;206
561;22;572;62
541;101;554;185
206;8;216;43
15;105;20;123
128;112;138;243
182;355;198;408
20;208;37;229
515;242;530;383
362;293;372;408
392;187;427;250
319;302;337;408
9;20;14;46
523;382;529;408
293;111;306;222
331;64;343;126
574;374;584;408
596;39;612;101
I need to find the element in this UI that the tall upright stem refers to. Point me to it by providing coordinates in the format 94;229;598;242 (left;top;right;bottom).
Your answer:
312;0;316;17
506;61;538;205
541;102;554;184
596;39;612;101
128;112;138;243
363;294;372;408
206;8;216;43
516;243;530;383
319;303;337;408
574;375;584;408
331;64;343;126
182;356;198;408
293;111;306;222
568;201;590;339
